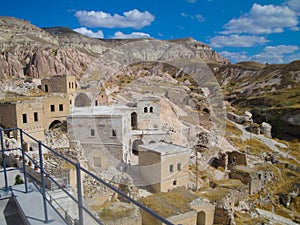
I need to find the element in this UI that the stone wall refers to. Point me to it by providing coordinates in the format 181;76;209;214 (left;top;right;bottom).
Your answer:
136;97;161;130
43;94;70;129
41;75;76;94
138;144;190;193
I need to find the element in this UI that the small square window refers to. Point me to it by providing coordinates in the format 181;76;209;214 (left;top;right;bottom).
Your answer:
173;180;177;186
169;165;174;173
22;114;27;124
177;163;181;171
112;129;117;137
91;129;95;137
34;112;38;122
59;104;64;111
50;105;55;112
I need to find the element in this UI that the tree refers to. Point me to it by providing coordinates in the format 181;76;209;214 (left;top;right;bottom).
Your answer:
14;174;24;185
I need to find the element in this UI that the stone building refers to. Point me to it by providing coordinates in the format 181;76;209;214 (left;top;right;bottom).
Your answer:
229;165;274;194
140;188;215;225
41;75;76;94
0;99;45;143
67;97;172;171
138;142;190;193
0;75;76;149
41;75;77;107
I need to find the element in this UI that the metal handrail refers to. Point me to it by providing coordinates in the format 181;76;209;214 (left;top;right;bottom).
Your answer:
0;127;174;225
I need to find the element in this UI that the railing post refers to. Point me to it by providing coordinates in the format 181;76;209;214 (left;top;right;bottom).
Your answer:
76;162;84;225
20;129;28;193
38;141;48;223
0;128;8;192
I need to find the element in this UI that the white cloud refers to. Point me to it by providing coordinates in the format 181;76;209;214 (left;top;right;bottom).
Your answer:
222;3;298;34
220;45;299;64
112;31;152;39
181;12;189;17
181;12;204;22
210;35;269;47
287;0;300;11
219;51;250;62
195;14;204;22
287;52;300;62
73;27;104;38
251;45;299;64
74;9;155;29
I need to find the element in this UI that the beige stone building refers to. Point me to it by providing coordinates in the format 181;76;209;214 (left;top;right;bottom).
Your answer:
41;75;76;94
0;75;76;149
0;99;45;143
138;142;190;193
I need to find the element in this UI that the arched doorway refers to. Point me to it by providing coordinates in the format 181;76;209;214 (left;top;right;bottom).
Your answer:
131;112;138;130
197;211;206;225
74;93;92;107
132;139;143;156
49;120;62;130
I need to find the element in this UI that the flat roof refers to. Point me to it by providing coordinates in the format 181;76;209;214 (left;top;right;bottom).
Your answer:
139;142;188;155
69;105;131;116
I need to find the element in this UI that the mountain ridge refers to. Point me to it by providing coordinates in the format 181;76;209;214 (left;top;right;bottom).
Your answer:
0;16;229;78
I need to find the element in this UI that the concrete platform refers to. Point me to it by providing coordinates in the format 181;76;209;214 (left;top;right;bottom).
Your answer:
1;167;67;225
11;184;67;225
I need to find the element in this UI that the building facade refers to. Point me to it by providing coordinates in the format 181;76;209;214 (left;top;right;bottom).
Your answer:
67;97;172;171
0;75;76;149
138;142;190;193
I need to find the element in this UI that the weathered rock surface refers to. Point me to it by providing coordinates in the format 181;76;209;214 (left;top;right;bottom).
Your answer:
0;16;229;79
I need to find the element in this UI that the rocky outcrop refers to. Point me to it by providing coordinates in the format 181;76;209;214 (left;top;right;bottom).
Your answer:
0;45;94;78
261;122;272;138
0;16;229;79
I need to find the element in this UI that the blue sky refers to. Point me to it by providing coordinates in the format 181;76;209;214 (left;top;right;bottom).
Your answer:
1;0;300;64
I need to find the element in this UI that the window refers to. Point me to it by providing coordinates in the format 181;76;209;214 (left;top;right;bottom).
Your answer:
91;129;95;137
50;105;55;112
70;100;72;105
44;84;48;92
150;107;153;113
72;82;74;89
173;180;177;186
22;114;27;124
69;82;71;89
169;165;174;173
177;163;181;171
59;104;64;111
144;107;148;113
112;129;117;137
95;100;98;106
34;112;38;122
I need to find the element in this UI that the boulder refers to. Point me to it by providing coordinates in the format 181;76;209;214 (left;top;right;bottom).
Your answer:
261;122;272;138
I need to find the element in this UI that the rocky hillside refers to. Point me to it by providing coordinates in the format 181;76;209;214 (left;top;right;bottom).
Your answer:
211;61;300;139
0;16;228;79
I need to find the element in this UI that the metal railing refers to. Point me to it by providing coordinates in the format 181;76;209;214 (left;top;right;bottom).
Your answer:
0;127;174;225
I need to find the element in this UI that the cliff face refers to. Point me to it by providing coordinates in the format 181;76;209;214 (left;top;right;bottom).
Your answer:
0;16;228;79
212;61;300;139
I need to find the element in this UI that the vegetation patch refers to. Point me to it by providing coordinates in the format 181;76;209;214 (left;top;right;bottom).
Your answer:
226;120;243;136
196;187;231;202
140;187;197;218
